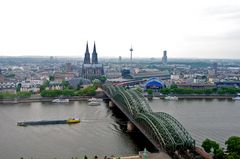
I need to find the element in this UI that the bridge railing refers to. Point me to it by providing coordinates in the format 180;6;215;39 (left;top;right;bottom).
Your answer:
102;85;195;152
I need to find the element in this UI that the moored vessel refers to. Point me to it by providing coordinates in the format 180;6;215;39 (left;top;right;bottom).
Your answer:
88;101;101;106
87;97;102;102
232;93;240;101
164;96;178;100
52;98;69;103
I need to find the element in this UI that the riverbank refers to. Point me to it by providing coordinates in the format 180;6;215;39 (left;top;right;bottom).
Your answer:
145;94;235;99
0;96;91;104
1;93;236;104
173;94;234;99
0;90;107;104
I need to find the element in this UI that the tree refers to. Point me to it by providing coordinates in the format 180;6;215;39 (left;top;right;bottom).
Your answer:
0;92;16;99
16;83;21;92
61;80;69;89
147;89;153;96
17;92;32;97
160;88;171;94
62;89;74;96
214;148;224;159
49;75;55;81
40;90;62;97
225;136;240;154
226;152;240;159
40;80;49;92
204;89;213;94
98;76;107;83
193;89;204;94
170;84;178;89
202;138;220;153
80;85;96;96
93;79;101;87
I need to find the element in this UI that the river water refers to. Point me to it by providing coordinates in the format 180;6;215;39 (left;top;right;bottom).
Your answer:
0;99;239;159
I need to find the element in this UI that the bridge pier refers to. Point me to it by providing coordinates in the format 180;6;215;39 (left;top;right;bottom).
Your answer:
127;121;135;132
108;101;115;108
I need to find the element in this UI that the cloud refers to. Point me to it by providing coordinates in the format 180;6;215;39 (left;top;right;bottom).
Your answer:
205;5;240;21
188;29;240;42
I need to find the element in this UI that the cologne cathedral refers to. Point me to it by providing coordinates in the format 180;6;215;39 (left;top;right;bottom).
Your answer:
82;42;104;80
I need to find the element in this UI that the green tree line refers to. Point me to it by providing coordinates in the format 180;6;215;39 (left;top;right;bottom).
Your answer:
202;136;240;159
40;85;96;97
160;85;240;95
0;92;32;99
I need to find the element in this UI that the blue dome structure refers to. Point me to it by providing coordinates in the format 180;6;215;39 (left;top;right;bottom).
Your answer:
145;78;165;90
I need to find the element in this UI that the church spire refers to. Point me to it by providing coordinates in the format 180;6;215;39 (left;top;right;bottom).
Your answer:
84;41;90;64
92;41;98;64
93;41;96;53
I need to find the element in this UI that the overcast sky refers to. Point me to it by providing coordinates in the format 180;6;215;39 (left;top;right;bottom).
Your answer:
0;0;240;59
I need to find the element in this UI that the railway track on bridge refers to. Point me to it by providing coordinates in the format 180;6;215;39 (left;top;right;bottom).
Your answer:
102;85;196;156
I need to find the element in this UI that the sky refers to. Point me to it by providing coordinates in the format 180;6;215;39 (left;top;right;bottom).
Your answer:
0;0;240;59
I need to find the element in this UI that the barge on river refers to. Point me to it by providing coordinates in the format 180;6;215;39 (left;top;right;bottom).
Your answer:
17;118;80;126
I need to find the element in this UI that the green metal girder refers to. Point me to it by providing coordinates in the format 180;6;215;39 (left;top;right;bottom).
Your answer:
153;112;186;146
135;113;166;149
102;85;195;151
158;112;195;147
128;90;152;113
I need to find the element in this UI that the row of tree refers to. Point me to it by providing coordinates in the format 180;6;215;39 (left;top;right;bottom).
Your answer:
159;85;240;95
202;136;240;159
0;92;32;99
40;85;97;97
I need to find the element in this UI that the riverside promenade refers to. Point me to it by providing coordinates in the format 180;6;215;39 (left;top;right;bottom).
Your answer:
0;95;92;104
109;148;211;159
110;151;172;159
19;152;172;159
0;89;107;104
146;94;235;99
173;94;234;99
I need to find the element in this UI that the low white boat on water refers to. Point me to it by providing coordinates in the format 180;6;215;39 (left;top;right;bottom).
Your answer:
87;97;103;102
88;101;101;106
164;96;178;100
52;98;69;103
232;93;240;101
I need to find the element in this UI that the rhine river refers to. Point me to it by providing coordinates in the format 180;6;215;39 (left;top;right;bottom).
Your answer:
0;99;239;159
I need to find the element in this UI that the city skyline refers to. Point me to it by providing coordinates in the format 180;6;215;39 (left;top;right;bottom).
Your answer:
1;0;240;59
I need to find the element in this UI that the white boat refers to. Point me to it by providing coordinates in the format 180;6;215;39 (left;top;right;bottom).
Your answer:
52;98;69;103
87;97;103;102
164;96;178;100
232;93;240;101
88;101;101;106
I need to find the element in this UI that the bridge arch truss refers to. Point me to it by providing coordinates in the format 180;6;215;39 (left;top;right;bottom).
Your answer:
103;85;195;151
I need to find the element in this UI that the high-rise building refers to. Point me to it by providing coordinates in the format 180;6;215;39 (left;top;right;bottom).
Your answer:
82;42;104;80
213;62;218;75
119;56;122;63
65;63;72;72
162;50;168;65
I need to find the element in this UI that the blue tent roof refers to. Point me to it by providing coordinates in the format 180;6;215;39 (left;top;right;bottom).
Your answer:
145;78;164;88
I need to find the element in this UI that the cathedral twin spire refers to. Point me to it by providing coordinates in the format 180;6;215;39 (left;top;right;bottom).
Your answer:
83;42;98;64
83;42;90;64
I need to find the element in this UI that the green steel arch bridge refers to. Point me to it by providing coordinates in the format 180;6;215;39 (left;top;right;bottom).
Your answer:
102;85;195;153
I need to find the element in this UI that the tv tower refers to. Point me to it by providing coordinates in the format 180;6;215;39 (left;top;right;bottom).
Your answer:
130;45;133;66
